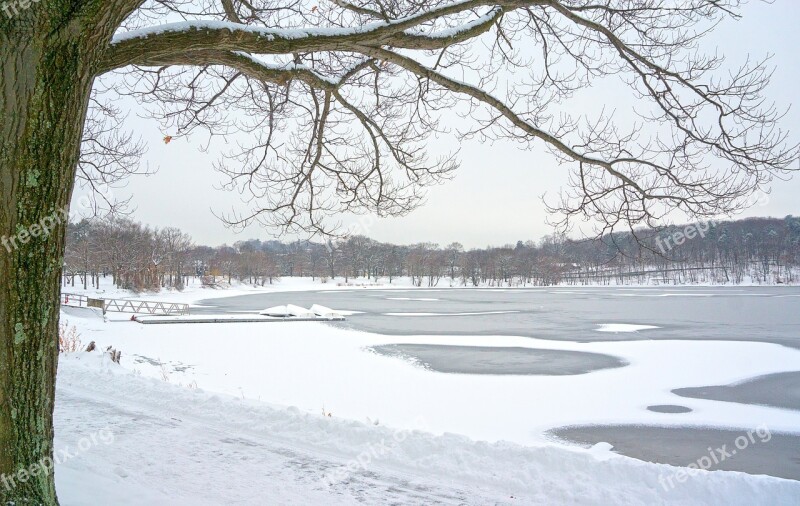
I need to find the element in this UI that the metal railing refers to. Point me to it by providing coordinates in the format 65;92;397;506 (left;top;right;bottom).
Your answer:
61;293;89;307
103;299;190;316
61;293;189;316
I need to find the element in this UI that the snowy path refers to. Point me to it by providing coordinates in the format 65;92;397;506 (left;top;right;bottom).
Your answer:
54;355;800;505
57;389;490;505
55;356;522;505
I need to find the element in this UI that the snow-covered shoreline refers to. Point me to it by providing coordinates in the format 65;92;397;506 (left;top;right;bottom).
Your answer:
61;314;800;445
58;277;800;440
60;274;800;306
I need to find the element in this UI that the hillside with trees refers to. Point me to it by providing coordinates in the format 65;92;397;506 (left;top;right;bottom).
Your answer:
64;216;800;292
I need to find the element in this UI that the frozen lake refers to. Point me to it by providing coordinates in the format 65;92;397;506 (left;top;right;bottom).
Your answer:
197;285;800;348
194;285;800;480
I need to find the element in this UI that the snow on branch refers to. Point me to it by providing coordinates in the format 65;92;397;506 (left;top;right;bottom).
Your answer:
110;0;488;45
103;0;503;72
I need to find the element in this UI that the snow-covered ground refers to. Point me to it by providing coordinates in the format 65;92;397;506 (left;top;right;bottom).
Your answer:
54;277;800;504
60;276;419;306
55;354;800;505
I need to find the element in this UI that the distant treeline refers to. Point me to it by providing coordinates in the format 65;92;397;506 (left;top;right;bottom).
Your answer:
63;216;800;292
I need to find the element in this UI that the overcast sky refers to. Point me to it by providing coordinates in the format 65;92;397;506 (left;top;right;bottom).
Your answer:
72;1;800;249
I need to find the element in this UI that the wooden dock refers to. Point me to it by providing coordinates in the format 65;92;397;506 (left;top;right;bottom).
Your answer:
133;314;345;324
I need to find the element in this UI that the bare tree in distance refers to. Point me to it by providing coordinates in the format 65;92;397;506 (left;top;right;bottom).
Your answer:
1;1;798;503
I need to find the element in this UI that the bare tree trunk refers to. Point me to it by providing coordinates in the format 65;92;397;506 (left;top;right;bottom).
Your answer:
1;29;94;505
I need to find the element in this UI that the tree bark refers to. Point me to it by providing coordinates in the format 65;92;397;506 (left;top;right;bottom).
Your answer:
1;25;95;505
